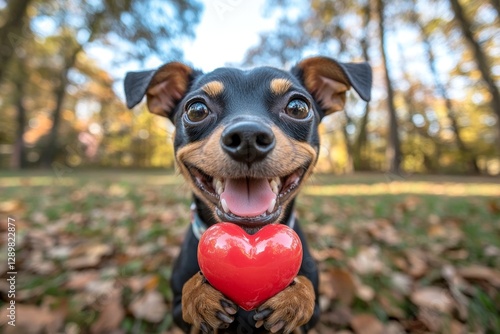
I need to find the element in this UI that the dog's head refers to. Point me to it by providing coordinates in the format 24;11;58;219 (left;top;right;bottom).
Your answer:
124;57;371;232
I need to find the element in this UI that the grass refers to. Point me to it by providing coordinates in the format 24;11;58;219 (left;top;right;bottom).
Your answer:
0;169;499;333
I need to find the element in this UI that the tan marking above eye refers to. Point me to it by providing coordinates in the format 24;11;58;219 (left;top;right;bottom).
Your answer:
201;81;225;98
270;78;293;95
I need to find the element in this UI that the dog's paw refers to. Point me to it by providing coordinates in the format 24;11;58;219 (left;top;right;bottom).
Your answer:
253;275;315;334
182;272;238;333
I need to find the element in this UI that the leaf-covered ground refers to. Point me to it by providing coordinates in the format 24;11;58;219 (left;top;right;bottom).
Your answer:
0;170;499;334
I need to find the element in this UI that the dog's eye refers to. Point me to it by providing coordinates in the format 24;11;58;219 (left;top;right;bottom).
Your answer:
186;102;209;122
285;99;309;119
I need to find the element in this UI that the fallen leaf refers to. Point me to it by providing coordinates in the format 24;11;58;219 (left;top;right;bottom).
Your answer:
350;313;385;334
0;200;25;213
366;219;401;245
129;290;167;323
484;245;500;257
319;271;336;300
385;321;406;334
24;250;56;275
355;281;375;302
90;288;125;334
410;286;455;314
417;307;445;332
442;265;470;319
389;272;412;296
457;265;500;287
404;250;428;278
487;200;500;214
65;270;100;290
448;320;466;334
72;243;113;258
378;293;405;319
349;246;385;275
0;304;65;333
427;224;447;238
85;280;115;302
67;243;113;269
30;211;49;224
311;248;344;261
427;219;463;247
328;268;356;305
66;256;102;269
328;305;352;326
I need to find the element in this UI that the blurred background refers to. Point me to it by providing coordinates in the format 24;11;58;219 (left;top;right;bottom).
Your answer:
0;0;499;174
1;0;500;334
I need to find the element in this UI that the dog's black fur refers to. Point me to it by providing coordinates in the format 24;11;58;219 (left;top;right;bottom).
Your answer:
124;57;371;333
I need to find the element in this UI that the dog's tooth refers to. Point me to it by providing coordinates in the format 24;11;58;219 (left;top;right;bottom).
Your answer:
221;199;229;213
270;180;279;194
216;180;224;195
267;198;276;214
272;177;281;188
212;178;218;189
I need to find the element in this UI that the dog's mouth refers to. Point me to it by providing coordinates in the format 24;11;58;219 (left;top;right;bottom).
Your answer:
188;166;305;231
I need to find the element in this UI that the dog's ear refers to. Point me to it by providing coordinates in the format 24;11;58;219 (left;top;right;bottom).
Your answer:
292;56;372;118
124;62;199;118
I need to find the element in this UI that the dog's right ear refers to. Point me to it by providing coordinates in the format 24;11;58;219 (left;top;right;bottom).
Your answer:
124;62;199;119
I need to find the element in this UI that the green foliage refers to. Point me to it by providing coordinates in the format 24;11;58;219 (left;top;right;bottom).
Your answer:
0;0;202;169
245;0;500;174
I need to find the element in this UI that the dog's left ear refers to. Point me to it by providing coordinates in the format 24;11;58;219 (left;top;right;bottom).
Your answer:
292;56;372;118
124;62;199;119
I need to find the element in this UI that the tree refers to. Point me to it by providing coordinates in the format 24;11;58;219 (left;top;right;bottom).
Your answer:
11;62;28;168
376;0;402;174
352;0;373;171
37;0;202;167
448;0;500;148
409;4;479;172
0;0;33;83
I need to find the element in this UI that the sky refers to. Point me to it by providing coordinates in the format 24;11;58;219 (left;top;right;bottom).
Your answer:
181;0;279;72
107;0;278;100
125;0;279;73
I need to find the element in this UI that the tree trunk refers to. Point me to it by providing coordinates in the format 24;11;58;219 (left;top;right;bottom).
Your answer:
40;48;80;168
449;0;500;147
353;1;372;171
342;113;354;173
11;73;28;169
40;11;104;168
376;0;402;174
0;0;32;82
411;9;480;173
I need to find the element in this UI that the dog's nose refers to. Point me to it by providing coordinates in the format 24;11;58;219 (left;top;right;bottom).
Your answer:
221;121;275;164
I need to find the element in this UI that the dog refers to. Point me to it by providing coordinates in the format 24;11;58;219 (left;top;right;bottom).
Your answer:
124;56;371;333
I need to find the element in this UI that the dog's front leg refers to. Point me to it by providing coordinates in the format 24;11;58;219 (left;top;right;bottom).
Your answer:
182;272;238;332
253;275;315;334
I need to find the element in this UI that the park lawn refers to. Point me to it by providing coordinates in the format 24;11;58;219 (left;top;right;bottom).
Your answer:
0;170;499;333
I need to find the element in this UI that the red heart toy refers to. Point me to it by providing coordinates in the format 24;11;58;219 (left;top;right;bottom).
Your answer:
198;223;302;311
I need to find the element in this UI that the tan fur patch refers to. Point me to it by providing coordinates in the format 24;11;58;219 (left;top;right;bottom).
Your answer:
270;78;293;95
297;57;351;115
201;81;225;98
175;125;318;221
146;62;192;117
182;273;234;330
257;275;316;332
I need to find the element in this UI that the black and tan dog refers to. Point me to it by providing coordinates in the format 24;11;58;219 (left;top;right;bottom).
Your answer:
124;57;371;333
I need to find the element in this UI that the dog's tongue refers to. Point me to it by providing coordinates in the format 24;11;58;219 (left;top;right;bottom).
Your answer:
220;178;276;217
